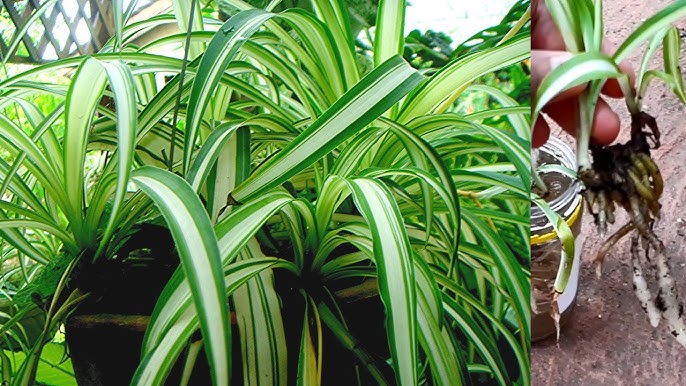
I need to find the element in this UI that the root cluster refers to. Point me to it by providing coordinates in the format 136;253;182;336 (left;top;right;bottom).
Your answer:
579;112;686;347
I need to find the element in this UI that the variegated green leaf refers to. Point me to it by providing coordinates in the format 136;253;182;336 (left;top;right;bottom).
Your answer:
63;58;108;242
131;166;231;386
613;1;686;63
374;0;405;67
297;298;322;386
184;9;275;173
346;177;417;386
414;259;466;386
142;190;294;355
460;207;529;343
231;55;424;203
233;239;287;386
132;257;297;385
398;33;529;122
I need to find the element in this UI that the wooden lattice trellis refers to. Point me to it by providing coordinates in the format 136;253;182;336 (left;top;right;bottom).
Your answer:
0;0;115;63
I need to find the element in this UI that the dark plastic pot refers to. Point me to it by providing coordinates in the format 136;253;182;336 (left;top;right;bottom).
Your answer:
64;223;212;385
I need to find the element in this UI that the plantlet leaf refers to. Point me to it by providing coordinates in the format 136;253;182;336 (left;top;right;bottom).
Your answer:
533;52;623;121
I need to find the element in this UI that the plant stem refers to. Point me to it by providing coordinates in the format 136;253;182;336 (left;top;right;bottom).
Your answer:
577;75;639;173
576;84;600;172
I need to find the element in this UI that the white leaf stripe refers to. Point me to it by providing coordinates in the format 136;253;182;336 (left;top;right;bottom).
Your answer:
95;59;138;257
131;166;230;386
375;0;405;67
64;58;107;232
233;239;287;385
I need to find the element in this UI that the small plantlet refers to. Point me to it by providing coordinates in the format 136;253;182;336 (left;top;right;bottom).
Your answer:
535;0;686;347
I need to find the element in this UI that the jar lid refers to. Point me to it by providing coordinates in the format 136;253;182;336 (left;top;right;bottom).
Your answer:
531;136;582;242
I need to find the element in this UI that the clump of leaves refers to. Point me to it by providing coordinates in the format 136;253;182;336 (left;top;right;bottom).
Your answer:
534;0;686;346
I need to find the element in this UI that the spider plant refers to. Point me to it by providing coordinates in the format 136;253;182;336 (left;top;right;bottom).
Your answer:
534;0;686;347
1;0;531;384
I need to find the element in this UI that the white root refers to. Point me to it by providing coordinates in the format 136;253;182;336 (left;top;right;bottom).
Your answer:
626;196;686;348
652;239;686;347
630;236;661;327
550;293;561;344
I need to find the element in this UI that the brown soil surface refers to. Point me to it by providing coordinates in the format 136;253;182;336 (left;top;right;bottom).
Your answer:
531;1;686;385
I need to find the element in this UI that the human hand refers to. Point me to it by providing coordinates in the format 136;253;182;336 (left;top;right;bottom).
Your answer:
532;0;635;148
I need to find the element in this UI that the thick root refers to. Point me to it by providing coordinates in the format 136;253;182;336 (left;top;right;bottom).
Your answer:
630;236;661;328
594;222;634;278
651;237;686;346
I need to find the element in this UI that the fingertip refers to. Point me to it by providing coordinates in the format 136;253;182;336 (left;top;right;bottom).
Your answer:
591;100;621;145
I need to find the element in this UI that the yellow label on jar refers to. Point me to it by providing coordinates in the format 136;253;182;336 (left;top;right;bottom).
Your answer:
530;198;582;245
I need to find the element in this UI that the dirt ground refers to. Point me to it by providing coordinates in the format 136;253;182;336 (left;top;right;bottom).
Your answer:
530;1;686;385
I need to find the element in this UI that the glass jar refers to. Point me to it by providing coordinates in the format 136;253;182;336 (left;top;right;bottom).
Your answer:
531;136;584;342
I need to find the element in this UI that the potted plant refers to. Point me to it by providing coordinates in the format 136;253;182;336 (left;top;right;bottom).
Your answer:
1;0;531;384
534;0;686;347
